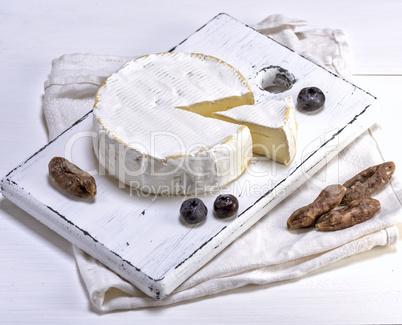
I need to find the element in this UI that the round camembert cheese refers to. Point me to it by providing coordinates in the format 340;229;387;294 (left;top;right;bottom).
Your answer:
93;52;254;195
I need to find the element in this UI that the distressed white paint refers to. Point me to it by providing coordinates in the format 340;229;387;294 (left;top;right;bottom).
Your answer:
0;13;377;300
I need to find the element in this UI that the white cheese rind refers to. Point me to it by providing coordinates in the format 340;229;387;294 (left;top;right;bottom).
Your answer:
213;96;298;165
93;52;254;194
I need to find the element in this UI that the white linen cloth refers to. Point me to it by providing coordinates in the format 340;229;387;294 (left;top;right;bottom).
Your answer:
43;15;401;312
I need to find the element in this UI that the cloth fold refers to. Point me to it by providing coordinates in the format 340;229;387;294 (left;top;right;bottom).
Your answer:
42;15;401;312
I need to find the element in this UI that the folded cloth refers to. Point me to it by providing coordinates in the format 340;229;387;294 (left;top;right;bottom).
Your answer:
43;15;402;312
251;14;352;80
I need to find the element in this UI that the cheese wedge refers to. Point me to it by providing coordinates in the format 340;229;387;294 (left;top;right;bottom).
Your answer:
213;96;297;165
93;52;254;195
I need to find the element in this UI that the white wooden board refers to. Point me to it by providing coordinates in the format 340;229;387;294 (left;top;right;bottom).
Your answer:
0;13;377;300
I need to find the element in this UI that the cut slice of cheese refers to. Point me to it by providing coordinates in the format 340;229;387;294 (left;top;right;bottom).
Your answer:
93;52;254;195
213;96;297;165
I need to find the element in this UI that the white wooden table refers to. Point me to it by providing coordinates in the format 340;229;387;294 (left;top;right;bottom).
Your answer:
1;1;401;323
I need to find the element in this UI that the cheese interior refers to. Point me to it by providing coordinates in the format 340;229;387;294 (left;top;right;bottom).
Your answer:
213;96;298;165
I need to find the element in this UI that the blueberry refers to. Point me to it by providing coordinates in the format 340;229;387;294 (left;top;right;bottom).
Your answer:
213;194;239;219
297;87;325;111
180;198;208;224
